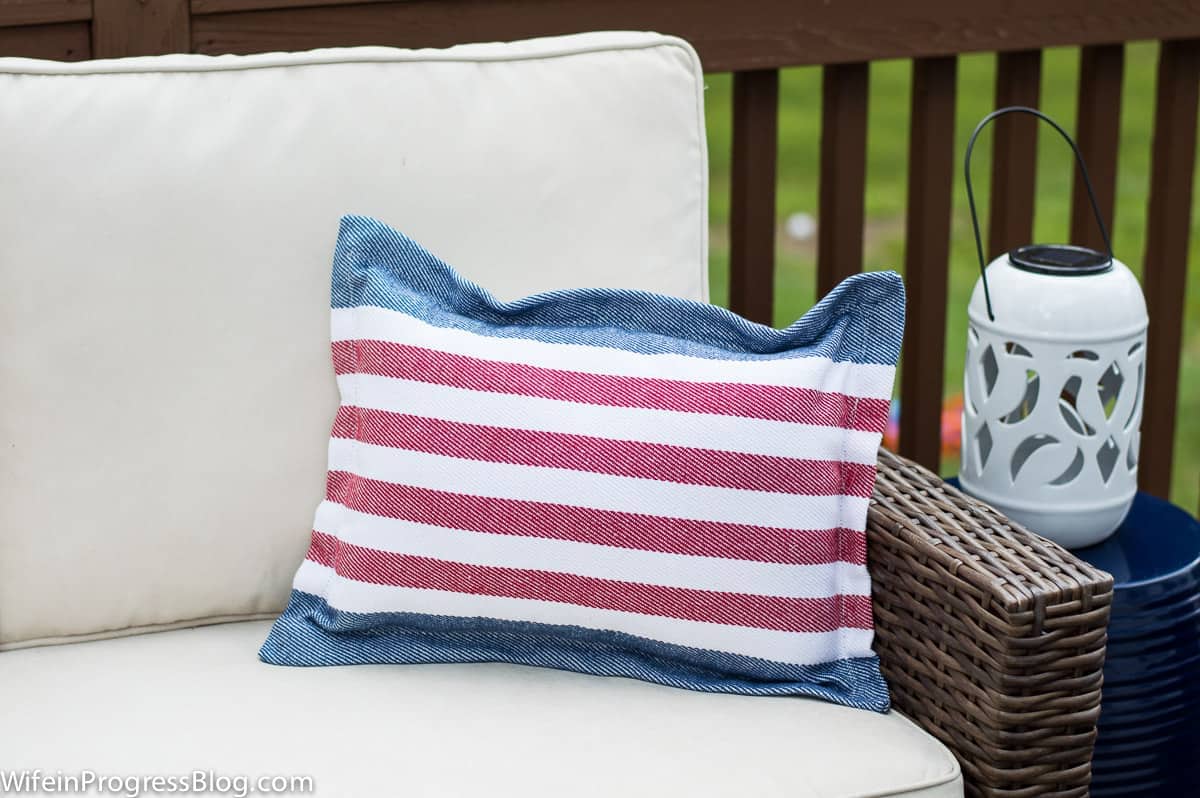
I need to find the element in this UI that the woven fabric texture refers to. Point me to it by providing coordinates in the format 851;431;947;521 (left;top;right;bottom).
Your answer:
261;215;905;710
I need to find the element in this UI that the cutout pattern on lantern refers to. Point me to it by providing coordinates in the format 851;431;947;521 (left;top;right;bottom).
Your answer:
962;325;1146;496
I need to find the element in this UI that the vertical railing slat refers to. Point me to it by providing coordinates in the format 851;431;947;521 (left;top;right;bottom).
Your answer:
1140;39;1200;498
899;56;958;470
93;0;189;57
988;49;1043;259
1071;44;1125;251
729;69;780;326
817;62;870;297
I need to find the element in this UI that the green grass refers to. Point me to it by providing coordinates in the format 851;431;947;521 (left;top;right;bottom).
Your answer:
703;43;1200;512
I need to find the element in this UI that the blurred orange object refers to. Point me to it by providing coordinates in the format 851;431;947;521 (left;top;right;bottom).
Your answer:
881;393;963;460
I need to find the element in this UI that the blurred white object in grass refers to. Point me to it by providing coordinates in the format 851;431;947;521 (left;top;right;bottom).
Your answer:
785;212;816;242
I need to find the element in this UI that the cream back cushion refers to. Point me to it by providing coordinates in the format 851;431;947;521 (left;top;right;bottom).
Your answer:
0;32;708;648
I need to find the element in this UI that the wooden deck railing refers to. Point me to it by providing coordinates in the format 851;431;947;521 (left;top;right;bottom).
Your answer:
3;0;1197;502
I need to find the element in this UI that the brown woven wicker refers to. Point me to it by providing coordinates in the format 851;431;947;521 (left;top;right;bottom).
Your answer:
869;448;1113;798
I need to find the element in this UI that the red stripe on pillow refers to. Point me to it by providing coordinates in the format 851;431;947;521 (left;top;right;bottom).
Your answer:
332;339;888;432
331;406;876;497
306;531;873;633
324;470;868;566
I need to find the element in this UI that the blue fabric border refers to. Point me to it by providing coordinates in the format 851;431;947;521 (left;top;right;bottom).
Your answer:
261;590;890;711
331;215;905;367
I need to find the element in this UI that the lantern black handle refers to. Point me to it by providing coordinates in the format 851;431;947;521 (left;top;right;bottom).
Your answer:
964;105;1114;321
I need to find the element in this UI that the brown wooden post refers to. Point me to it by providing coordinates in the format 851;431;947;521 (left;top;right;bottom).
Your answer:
988;49;1042;260
899;56;957;470
93;0;190;58
729;69;780;326
1071;44;1124;252
817;61;869;297
1140;39;1200;498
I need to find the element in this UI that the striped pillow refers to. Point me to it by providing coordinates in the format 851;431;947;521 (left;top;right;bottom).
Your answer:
260;215;904;711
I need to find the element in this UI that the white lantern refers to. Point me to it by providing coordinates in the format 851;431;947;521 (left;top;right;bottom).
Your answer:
958;108;1148;549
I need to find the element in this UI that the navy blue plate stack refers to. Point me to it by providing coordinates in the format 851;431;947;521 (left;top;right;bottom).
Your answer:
1073;492;1200;795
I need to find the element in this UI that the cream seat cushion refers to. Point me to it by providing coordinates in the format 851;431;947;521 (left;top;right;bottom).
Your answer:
0;621;962;797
